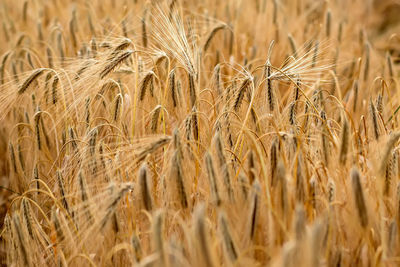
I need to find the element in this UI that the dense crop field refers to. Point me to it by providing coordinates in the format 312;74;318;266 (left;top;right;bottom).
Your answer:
1;0;400;266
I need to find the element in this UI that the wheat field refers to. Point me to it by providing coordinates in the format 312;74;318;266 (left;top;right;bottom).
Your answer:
0;0;400;266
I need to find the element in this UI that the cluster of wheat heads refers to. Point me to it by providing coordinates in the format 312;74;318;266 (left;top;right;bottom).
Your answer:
0;0;400;266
